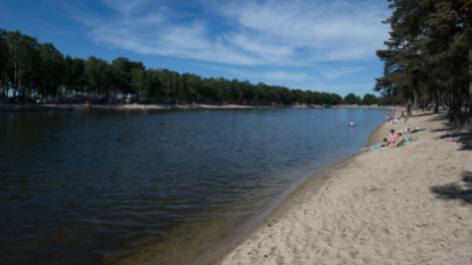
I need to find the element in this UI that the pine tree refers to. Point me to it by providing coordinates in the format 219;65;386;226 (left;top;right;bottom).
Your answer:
376;0;426;117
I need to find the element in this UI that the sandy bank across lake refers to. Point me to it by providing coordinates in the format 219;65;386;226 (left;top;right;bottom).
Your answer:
215;112;472;265
0;103;395;113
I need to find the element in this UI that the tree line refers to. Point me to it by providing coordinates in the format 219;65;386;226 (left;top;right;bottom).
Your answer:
343;93;382;105
0;28;345;106
375;0;472;131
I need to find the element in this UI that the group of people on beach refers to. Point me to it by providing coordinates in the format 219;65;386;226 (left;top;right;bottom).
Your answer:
382;129;420;148
387;111;406;124
362;128;420;152
361;109;424;152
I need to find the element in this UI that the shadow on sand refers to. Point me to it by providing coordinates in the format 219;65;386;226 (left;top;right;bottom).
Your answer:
431;171;472;205
424;113;450;123
425;114;472;151
412;112;438;118
437;132;472;151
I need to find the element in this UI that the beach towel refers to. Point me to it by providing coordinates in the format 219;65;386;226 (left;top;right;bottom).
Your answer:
370;144;382;150
363;144;384;151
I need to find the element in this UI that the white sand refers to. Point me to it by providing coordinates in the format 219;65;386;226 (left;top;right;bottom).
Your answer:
217;112;472;265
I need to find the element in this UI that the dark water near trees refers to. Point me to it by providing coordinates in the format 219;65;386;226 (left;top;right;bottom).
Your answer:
0;108;387;265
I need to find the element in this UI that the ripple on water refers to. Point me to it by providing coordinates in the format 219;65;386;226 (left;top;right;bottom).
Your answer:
0;108;387;264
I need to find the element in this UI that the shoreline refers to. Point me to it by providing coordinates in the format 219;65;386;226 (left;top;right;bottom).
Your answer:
194;150;369;265
0;103;397;113
206;114;389;265
104;108;392;265
209;152;367;265
214;111;472;264
191;111;395;265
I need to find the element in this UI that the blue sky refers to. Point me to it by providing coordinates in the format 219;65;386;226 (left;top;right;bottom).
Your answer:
0;0;391;97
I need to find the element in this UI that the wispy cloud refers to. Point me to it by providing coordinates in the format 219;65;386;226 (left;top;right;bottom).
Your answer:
224;0;390;61
101;0;158;16
60;0;390;66
263;71;308;82
322;67;364;80
194;63;309;83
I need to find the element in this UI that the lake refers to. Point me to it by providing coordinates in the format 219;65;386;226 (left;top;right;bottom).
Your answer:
0;108;388;265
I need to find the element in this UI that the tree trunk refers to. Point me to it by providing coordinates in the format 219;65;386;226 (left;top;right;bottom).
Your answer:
6;78;9;98
469;55;472;130
433;90;439;113
443;91;447;111
468;6;472;131
449;75;462;126
19;62;22;98
2;76;7;97
449;77;453;120
407;93;412;117
413;89;418;111
13;61;17;101
45;81;49;101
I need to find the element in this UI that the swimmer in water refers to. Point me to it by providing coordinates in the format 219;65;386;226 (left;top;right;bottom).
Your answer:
350;121;354;127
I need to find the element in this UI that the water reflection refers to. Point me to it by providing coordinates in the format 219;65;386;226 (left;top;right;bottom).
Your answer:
0;108;386;264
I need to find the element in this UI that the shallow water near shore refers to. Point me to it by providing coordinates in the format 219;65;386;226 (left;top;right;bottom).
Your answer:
0;108;387;265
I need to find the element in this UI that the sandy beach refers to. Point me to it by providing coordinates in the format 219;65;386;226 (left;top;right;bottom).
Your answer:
216;112;472;265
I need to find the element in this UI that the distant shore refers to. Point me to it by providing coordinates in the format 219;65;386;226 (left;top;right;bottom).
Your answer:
0;103;396;113
214;111;472;264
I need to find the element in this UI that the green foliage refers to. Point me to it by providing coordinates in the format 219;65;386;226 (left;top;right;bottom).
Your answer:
343;93;357;104
0;29;8;86
0;27;346;105
130;68;145;100
37;43;64;97
362;94;377;105
376;0;471;125
144;69;162;100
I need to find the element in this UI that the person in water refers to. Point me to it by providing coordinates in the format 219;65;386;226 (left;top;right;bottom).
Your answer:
350;121;354;127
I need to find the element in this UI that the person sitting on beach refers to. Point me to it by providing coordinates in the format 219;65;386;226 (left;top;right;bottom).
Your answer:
362;138;388;152
381;138;388;147
388;132;405;148
363;135;414;151
388;129;397;144
389;117;405;124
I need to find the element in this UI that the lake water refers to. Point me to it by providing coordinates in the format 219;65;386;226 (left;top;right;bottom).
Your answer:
0;108;388;265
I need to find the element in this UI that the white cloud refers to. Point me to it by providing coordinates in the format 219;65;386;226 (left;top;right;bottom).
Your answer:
223;0;390;60
194;63;309;83
263;71;308;82
313;83;376;94
100;0;160;16
225;33;295;65
61;0;390;66
322;67;364;80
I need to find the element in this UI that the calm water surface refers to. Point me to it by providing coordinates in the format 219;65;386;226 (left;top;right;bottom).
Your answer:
0;108;387;264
